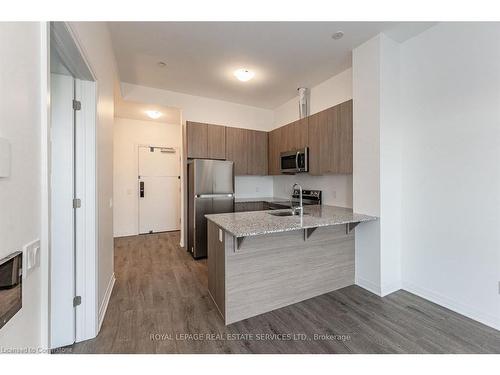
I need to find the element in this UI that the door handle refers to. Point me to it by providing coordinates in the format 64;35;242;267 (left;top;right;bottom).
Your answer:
140;181;145;198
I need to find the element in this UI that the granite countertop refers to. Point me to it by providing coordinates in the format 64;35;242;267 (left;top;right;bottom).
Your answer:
205;205;377;237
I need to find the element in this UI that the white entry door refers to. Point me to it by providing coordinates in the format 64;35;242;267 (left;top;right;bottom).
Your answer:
138;146;180;234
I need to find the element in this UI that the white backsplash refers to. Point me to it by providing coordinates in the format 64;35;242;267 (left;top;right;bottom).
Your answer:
235;174;353;208
234;176;274;198
273;174;353;208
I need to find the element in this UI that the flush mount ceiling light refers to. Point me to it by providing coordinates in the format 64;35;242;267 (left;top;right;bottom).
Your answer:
233;68;255;82
157;61;167;68
145;110;162;119
332;31;344;40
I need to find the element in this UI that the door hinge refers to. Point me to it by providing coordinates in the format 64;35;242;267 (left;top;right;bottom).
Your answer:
73;100;81;111
73;296;82;307
73;198;81;208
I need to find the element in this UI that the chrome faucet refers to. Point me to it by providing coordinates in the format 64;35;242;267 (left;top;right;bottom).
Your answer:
292;183;303;216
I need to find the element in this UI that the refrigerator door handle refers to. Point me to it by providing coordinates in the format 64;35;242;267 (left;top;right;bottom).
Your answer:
196;194;234;198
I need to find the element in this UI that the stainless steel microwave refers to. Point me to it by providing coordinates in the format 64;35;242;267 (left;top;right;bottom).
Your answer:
280;147;309;174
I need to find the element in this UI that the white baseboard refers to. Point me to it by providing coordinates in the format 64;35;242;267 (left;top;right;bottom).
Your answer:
98;273;115;332
381;281;402;297
402;280;500;332
355;276;382;296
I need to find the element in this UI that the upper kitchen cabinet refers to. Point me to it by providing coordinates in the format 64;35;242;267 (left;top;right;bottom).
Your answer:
207;124;226;160
307;99;353;175
186;121;208;159
186;121;226;160
289;117;309;150
307;108;329;175
225;127;248;175
268;127;281;175
335;99;353;174
248;130;268;175
226;127;268;175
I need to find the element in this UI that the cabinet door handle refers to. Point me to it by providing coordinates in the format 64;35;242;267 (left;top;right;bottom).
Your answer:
140;181;145;198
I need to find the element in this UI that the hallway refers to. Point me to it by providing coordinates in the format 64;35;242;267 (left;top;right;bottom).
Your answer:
70;232;500;354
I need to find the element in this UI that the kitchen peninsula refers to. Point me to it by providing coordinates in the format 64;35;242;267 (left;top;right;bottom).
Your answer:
205;205;376;325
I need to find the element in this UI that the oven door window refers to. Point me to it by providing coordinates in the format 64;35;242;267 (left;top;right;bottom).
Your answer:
281;154;297;171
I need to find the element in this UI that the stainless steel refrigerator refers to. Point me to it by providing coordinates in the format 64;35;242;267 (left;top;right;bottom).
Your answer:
187;159;234;259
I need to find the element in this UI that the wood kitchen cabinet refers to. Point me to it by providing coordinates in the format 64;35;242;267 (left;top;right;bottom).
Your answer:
268;127;281;175
307;108;329;175
225;127;248;175
336;99;353;173
289;118;308;150
268;118;308;175
186;121;226;160
186;121;208;159
188;99;352;176
207;124;226;159
226;127;268;175
307;99;353;175
248;129;268;175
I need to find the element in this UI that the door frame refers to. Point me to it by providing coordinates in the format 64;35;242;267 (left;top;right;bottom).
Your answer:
136;143;181;235
42;22;99;349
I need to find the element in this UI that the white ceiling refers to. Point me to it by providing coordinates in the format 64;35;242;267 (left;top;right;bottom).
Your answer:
109;22;435;109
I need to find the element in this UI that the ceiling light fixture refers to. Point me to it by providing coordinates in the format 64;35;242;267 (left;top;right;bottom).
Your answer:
332;31;344;40
234;68;255;82
145;110;162;119
158;61;167;68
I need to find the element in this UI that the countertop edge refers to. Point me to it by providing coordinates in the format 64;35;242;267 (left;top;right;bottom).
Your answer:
206;207;378;238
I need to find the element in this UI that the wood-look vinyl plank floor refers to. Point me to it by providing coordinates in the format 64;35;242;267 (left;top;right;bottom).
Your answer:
69;232;500;354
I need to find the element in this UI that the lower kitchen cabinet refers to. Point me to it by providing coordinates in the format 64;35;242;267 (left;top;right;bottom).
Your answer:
234;201;266;212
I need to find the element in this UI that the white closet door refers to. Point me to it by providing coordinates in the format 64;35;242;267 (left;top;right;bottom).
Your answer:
138;147;180;234
50;73;76;348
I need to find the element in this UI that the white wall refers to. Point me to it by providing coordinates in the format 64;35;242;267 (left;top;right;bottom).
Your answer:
272;68;354;208
352;36;382;294
68;22;117;312
352;34;402;297
121;82;274;131
114;117;181;237
0;22;42;349
399;23;500;330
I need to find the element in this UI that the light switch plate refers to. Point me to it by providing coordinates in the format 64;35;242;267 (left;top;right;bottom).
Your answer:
0;137;11;178
22;239;40;278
